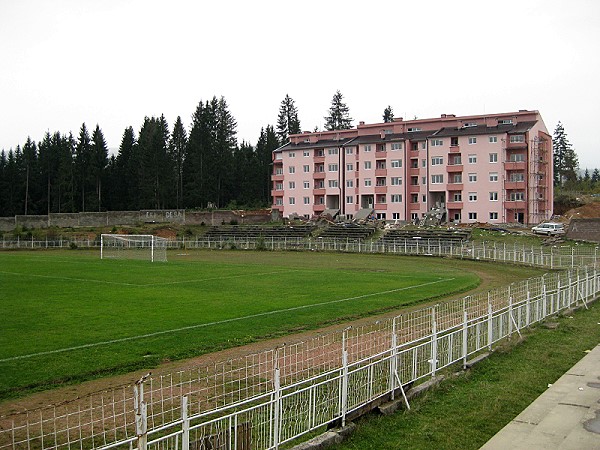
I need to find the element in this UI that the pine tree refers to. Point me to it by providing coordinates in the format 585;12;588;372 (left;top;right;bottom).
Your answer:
75;123;92;212
22;137;38;215
553;122;578;186
383;105;394;123
114;126;139;210
324;90;353;131
276;94;301;145
90;125;108;211
170;116;187;209
592;168;600;185
0;151;7;216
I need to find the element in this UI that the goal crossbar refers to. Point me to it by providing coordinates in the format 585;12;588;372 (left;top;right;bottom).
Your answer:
100;234;168;262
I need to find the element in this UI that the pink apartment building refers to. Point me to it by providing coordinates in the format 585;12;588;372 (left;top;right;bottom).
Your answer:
271;110;553;225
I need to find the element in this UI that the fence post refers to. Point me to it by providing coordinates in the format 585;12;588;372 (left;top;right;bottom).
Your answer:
272;348;281;450
390;318;397;400
508;296;513;338
431;307;438;377
542;278;547;318
181;396;189;450
462;309;468;370
134;375;149;450
341;328;349;427
487;295;493;350
526;287;531;326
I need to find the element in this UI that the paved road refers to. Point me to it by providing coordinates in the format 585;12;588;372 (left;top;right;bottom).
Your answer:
481;344;600;449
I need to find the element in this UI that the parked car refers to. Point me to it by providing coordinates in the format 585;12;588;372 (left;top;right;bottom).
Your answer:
531;222;565;236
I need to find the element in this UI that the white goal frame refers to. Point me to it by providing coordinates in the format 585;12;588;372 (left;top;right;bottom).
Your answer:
100;234;168;262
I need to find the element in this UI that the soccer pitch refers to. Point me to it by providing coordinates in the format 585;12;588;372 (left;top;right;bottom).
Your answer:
0;249;480;397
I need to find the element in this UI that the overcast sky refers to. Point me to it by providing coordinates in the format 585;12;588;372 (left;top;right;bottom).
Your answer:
1;0;599;169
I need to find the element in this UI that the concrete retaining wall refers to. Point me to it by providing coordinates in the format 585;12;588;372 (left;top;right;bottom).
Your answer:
0;209;272;232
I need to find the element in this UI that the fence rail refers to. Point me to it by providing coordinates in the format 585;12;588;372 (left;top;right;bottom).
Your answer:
0;243;599;450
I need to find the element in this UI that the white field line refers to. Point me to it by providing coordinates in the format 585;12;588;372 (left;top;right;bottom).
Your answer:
0;269;295;288
0;278;454;362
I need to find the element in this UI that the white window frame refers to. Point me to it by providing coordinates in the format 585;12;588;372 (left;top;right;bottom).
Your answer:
489;172;498;182
391;159;402;168
468;154;477;164
468;173;477;182
468;192;478;202
468;137;477;145
489;153;498;163
489;192;498;201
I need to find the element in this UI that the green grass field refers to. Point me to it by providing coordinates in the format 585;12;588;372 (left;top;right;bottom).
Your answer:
0;249;539;399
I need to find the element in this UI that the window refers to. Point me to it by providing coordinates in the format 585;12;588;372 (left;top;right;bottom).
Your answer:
489;172;498;182
316;196;324;205
315;164;324;173
364;161;372;170
468;137;477;145
431;156;444;165
391;159;402;168
421;142;426;150
431;174;443;184
364;145;372;152
275;182;283;190
410;176;419;186
431;139;443;147
451;137;459;147
391;142;403;151
376;213;387;220
489;153;498;163
510;192;525;201
408;127;422;132
422;159;427;167
376;161;386;170
391;177;402;185
509;153;525;162
498;119;512;125
376;178;386;187
303;181;310;189
468;173;477;182
463;122;477;128
468;154;477;164
315;180;324;188
489;136;498;143
364;178;372;187
328;180;338;188
453;192;462;202
275;198;283;206
510;135;525;143
328;163;338;172
289;197;295;205
288;151;295;158
316;149;324;157
489;192;498;201
392;213;401;220
288;181;295;189
450;155;462;165
411;194;419;203
468;192;478;202
345;147;354;155
489;212;498;220
422;194;427;203
468;212;478;220
391;194;403;203
422;176;427;185
510;172;525;182
377;195;386;204
451;173;462;183
346;180;354;188
303;150;310;157
289;166;295;174
346;196;353;204
303;165;310;173
303;197;310;205
346;163;354;171
327;148;338;155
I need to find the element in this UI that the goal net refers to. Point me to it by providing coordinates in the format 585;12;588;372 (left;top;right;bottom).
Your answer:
100;234;168;262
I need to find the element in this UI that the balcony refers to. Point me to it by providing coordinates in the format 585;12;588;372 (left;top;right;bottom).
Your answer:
375;186;387;194
408;184;420;193
505;180;526;190
504;201;525;210
375;204;388;210
271;190;284;198
375;168;387;177
408;167;420;176
312;188;326;195
272;174;284;182
408;203;421;211
446;164;463;173
506;140;527;149
448;145;461;153
504;161;526;171
446;201;463;209
447;182;463;190
313;155;325;163
313;204;326;213
313;172;325;180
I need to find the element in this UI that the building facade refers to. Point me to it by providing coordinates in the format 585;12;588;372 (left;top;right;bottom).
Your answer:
271;110;552;225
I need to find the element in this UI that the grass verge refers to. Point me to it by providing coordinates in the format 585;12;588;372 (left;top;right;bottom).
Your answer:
333;300;600;450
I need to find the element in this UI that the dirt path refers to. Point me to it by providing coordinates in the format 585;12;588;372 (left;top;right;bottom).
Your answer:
0;264;505;418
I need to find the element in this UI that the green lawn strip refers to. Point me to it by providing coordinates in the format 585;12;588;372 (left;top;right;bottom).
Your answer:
332;302;600;450
0;250;542;399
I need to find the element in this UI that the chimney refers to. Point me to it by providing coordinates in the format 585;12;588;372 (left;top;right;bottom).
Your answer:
359;121;365;126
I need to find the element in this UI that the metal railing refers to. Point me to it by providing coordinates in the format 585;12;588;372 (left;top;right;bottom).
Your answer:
0;243;598;449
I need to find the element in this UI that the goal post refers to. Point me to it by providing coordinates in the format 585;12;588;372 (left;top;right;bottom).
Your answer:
100;234;168;262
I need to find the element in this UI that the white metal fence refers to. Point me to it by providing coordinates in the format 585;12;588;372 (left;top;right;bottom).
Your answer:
0;246;598;450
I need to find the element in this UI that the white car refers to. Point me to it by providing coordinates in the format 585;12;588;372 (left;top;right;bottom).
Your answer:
531;222;565;236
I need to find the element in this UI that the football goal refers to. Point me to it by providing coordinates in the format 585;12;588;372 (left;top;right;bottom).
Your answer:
100;234;168;262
